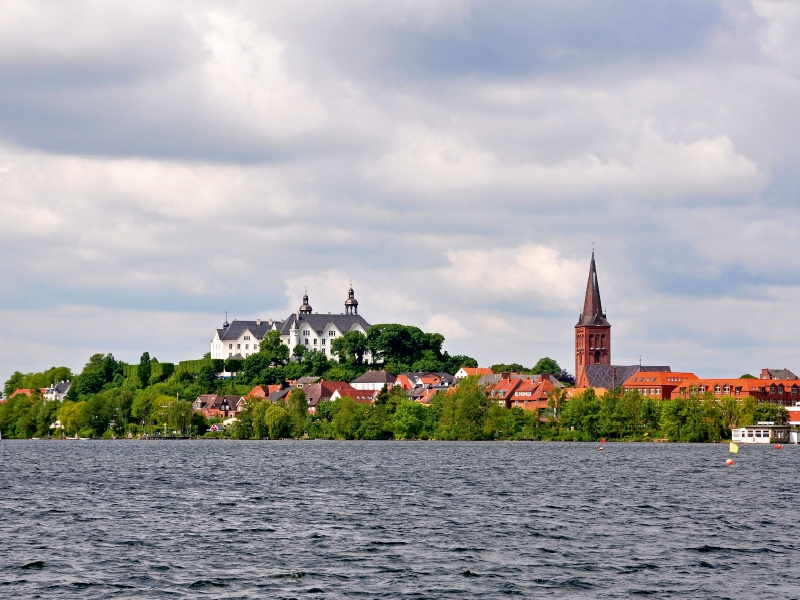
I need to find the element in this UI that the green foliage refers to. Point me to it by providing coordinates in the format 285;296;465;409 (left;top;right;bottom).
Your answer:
492;363;525;374
3;366;73;398
259;331;290;365
286;389;309;437
739;374;756;379
754;403;789;425
264;404;293;439
331;331;368;365
67;354;123;400
531;357;561;377
392;400;426;439
224;358;244;373
138;353;152;388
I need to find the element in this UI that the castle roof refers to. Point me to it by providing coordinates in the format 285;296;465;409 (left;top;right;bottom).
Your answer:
217;319;282;341
279;313;371;336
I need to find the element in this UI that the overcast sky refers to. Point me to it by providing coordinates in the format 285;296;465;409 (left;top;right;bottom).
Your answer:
1;0;798;381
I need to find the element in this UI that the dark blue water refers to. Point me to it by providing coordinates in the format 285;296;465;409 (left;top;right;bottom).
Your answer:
0;441;797;599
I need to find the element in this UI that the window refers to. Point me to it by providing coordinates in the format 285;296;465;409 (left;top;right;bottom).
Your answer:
245;344;249;350
723;385;730;394
778;385;784;394
321;339;326;345
304;330;310;335
304;338;309;345
244;336;250;340
735;387;741;395
329;331;335;336
714;385;721;394
229;352;232;357
237;344;241;349
313;339;317;345
229;344;232;349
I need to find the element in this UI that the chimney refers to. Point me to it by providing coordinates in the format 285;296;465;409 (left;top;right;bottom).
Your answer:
256;319;261;325
501;372;510;380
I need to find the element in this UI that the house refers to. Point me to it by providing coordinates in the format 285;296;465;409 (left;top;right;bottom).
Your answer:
407;386;444;404
9;388;46;399
295;376;321;388
787;404;800;426
670;378;800;405
486;373;563;414
760;368;798;380
248;384;284;399
575;365;672;393
330;388;377;404
302;380;358;413
211;318;284;360
732;422;790;444
350;370;397;391
279;290;371;359
395;372;456;390
43;381;71;401
193;394;243;418
622;372;698;399
454;367;493;380
210;286;370;361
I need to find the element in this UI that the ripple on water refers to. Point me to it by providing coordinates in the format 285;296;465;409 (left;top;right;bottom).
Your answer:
0;441;799;599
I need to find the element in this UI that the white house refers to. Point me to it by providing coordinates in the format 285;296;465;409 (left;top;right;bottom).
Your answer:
350;370;397;391
211;318;283;359
732;422;790;444
210;287;371;361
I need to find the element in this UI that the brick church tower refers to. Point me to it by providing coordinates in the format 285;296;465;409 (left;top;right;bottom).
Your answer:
575;251;611;381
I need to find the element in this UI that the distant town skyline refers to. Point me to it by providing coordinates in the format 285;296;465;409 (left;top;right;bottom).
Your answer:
2;0;799;380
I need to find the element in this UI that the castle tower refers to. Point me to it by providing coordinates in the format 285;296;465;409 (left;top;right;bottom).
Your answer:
345;285;359;315
575;251;611;380
299;292;313;315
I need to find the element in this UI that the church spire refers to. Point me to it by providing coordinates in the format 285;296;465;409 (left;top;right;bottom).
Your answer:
576;251;610;327
583;251;603;318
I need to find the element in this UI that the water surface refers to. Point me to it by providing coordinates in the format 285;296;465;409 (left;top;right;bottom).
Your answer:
0;441;797;598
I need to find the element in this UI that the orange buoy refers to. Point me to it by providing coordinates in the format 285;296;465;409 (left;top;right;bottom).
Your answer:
726;458;734;466
775;444;783;449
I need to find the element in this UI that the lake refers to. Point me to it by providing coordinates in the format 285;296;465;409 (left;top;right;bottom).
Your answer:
0;440;797;598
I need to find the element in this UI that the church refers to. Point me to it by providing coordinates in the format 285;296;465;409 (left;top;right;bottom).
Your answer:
210;286;371;360
574;253;670;391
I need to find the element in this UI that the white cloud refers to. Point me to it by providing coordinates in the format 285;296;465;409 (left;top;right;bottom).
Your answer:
442;244;585;304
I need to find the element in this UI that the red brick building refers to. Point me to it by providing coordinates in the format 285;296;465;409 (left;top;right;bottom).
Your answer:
575;252;611;382
622;371;699;399
486;373;563;414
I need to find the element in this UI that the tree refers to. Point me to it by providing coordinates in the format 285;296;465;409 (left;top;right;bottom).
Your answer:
331;331;368;365
739;374;756;379
754;403;789;425
287;389;309;437
366;324;445;366
547;388;569;423
531;357;561;378
492;364;525;374
138;352;152;388
264;404;292;439
259;331;289;365
292;344;306;361
332;396;365;439
392;400;426;439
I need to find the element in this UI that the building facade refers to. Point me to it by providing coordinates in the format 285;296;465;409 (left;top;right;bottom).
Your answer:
210;286;371;360
575;252;611;382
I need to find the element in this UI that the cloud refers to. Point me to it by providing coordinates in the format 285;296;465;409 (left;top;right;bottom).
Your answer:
0;0;799;382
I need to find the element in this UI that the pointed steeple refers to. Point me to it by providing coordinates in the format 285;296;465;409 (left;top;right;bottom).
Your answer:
576;251;610;327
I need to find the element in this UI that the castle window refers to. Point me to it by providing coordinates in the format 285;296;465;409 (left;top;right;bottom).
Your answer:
237;344;241;349
321;339;326;345
329;331;335;336
304;339;309;345
245;344;249;350
229;344;232;349
313;339;317;345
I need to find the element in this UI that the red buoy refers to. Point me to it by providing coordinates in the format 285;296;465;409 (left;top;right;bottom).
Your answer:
726;458;734;466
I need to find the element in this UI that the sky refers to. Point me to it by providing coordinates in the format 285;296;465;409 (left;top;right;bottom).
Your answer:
1;0;799;381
